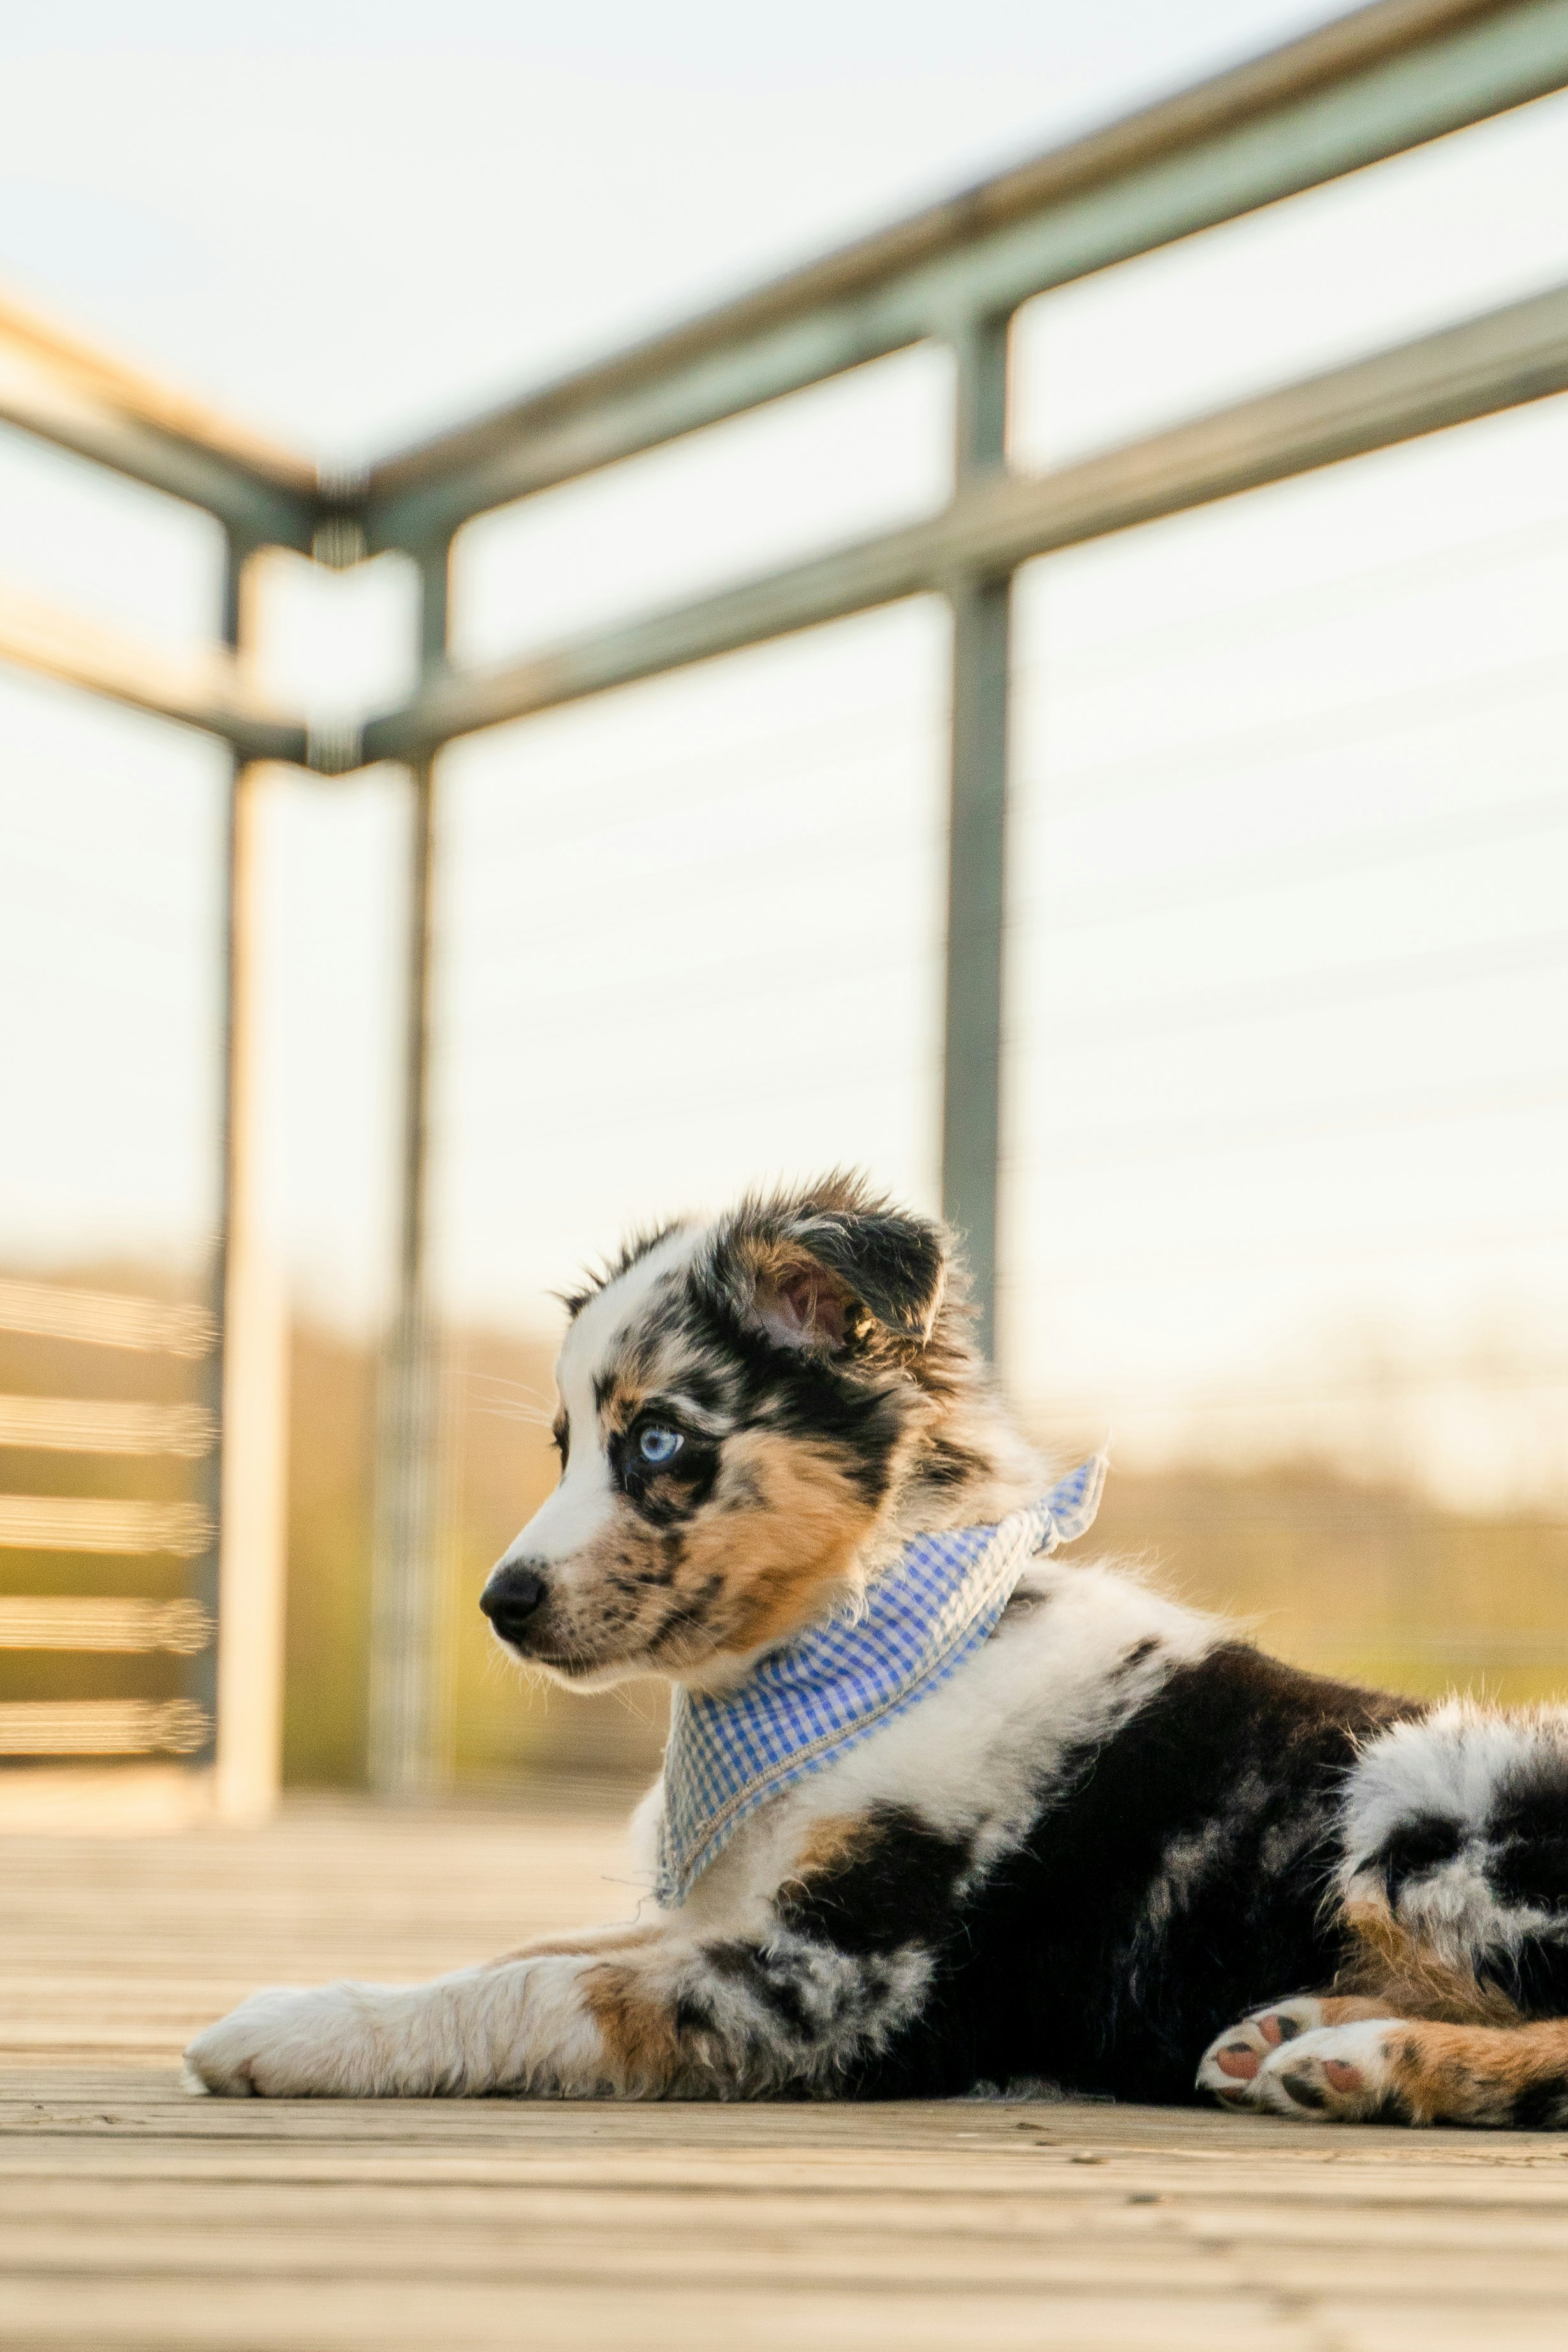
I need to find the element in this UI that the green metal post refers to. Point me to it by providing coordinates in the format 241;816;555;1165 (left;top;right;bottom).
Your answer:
942;314;1013;1358
187;533;254;1760
367;541;451;1800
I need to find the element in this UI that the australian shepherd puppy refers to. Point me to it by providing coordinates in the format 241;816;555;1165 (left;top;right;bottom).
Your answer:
188;1175;1568;2125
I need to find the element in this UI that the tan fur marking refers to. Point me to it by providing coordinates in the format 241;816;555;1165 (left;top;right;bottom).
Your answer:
1292;1994;1403;2027
1379;2018;1568;2126
583;1962;684;2091
698;1428;884;1651
1337;1898;1520;2027
492;1924;664;1964
780;1812;876;1897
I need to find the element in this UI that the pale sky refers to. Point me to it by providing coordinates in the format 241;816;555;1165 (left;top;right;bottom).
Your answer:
2;0;1567;1508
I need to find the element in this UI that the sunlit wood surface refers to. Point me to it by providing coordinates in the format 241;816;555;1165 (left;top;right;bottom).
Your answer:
3;1797;1568;2349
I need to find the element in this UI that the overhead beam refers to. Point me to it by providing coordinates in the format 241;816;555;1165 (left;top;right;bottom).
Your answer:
0;291;318;550
364;277;1568;761
0;574;309;765
362;0;1568;550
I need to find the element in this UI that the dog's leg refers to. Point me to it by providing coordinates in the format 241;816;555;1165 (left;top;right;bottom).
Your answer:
1199;1702;1568;2126
182;1919;932;2098
1205;2012;1568;2126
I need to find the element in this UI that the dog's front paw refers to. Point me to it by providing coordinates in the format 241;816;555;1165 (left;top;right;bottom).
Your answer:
1198;2001;1402;2122
183;1982;386;2098
1198;1994;1335;2106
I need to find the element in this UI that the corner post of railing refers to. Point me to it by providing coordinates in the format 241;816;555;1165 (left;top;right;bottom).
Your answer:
942;310;1014;1360
207;528;291;1825
367;532;453;1802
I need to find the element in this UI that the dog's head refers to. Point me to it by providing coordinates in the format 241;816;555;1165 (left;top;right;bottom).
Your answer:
481;1173;1032;1688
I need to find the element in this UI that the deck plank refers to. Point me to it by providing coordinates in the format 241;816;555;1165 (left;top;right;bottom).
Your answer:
2;1798;1567;2348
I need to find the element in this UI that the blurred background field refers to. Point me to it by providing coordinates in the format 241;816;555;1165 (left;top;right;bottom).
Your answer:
6;1281;1566;1798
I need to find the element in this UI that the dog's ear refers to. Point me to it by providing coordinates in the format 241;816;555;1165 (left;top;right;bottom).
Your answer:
723;1200;948;1355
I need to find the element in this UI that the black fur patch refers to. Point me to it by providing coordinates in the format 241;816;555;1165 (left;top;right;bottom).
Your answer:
682;1275;911;1511
1372;1812;1466;1902
612;1420;722;1526
1490;1935;1568;2018
804;1646;1416;2102
1111;1636;1162;1680
778;1805;973;1956
786;1209;946;1339
1507;2074;1568;2130
1489;1768;1568;1914
705;1941;816;2038
1274;2063;1328;2110
923;1436;990;1490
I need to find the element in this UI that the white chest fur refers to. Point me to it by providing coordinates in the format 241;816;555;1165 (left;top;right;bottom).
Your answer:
636;1557;1222;1934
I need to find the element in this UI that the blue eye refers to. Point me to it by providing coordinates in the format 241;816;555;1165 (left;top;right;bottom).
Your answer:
638;1424;683;1466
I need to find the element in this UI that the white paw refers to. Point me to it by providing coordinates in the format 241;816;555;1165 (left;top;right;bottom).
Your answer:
1197;1995;1333;2105
1199;2008;1398;2122
182;1982;388;2098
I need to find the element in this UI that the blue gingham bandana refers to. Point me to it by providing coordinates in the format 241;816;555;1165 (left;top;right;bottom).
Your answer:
654;1454;1108;1907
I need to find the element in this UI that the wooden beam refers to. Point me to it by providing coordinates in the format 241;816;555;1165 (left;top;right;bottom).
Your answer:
0;1278;214;1356
0;1397;213;1457
0;1598;212;1654
205;543;293;1828
0;1700;209;1756
0;1497;210;1556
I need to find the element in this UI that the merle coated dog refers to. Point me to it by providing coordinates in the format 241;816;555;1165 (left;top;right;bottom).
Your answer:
187;1175;1568;2126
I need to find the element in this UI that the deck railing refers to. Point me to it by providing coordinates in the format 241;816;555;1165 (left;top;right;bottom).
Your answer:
3;0;1567;1806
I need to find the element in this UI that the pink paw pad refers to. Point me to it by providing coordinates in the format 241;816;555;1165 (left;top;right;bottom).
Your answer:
1213;2042;1260;2080
1322;2059;1363;2094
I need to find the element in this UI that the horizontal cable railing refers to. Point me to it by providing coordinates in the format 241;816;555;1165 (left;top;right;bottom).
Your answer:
360;0;1568;548
1;0;1565;1790
2;2;1565;779
367;281;1568;758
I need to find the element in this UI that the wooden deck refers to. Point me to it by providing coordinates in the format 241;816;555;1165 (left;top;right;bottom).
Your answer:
3;1800;1568;2349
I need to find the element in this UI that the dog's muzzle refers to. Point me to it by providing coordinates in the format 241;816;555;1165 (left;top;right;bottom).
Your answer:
480;1561;547;1646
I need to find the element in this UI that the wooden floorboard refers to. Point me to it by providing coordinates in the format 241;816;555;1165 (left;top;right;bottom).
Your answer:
2;1798;1566;2348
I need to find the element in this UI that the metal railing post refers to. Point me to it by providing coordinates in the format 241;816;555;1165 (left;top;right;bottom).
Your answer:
367;538;451;1800
942;313;1013;1358
206;533;291;1823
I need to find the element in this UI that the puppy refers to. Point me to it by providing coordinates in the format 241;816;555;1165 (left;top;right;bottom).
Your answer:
187;1173;1568;2124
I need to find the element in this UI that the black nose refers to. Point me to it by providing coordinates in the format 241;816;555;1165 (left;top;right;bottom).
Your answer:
480;1562;546;1643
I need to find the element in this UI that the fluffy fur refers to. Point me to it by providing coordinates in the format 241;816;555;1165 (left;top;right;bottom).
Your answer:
186;1176;1568;2124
